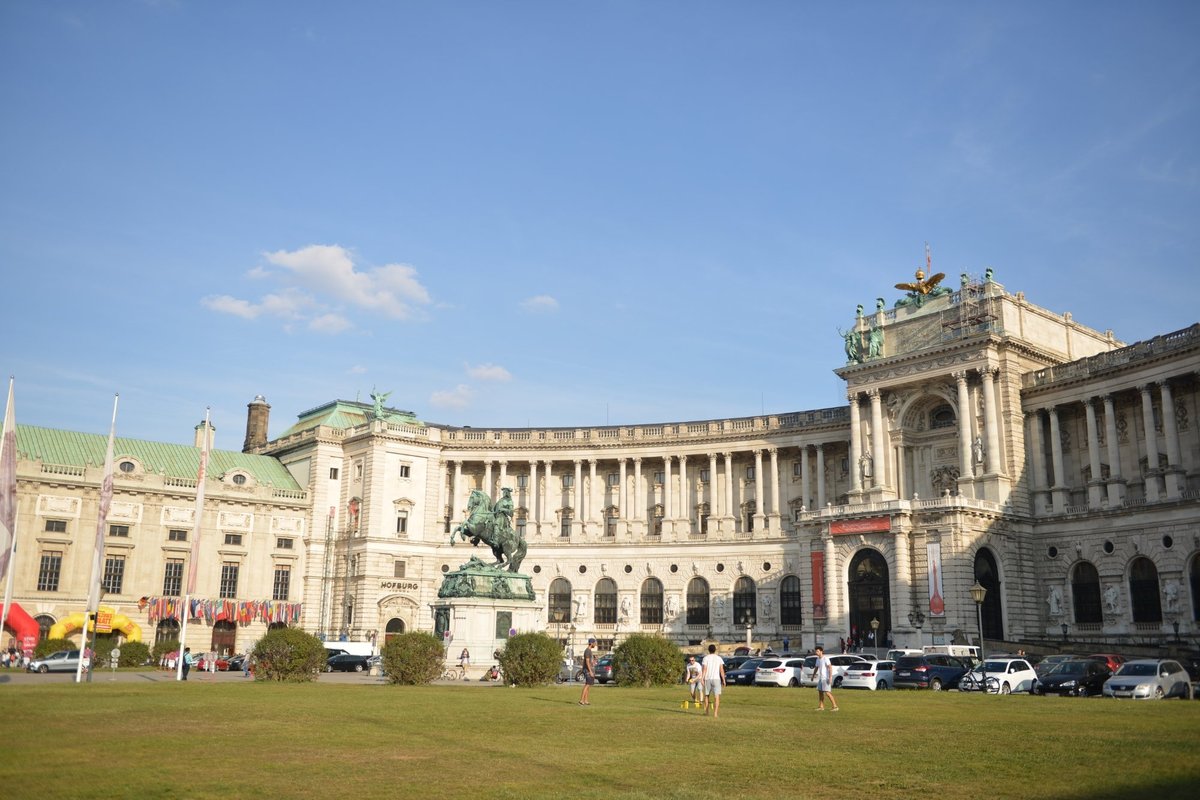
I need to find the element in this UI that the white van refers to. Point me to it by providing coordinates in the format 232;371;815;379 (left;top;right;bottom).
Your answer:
923;645;981;663
887;648;923;662
324;642;375;658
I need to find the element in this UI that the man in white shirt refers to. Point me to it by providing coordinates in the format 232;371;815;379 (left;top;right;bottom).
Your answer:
810;645;840;711
685;655;703;706
700;644;726;718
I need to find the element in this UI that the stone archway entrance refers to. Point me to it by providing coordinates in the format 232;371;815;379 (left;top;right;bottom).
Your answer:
974;549;1004;640
210;621;237;656
848;549;891;648
384;617;405;644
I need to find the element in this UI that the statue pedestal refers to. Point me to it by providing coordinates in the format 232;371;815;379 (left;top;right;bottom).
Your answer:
433;557;541;678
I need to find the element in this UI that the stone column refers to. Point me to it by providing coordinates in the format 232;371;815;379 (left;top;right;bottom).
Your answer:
754;449;766;529
453;460;464;520
588;459;599;527
1048;407;1067;513
800;445;812;510
618;458;628;532
527;460;538;533
1138;384;1161;502
824;535;839;625
868;388;886;489
708;453;719;518
573;460;584;532
848;393;863;495
633;457;644;532
815;445;827;508
498;460;508;493
723;452;735;525
1160;382;1183;499
981;367;1002;475
893;529;911;627
1085;398;1104;508
679;455;690;526
438;459;450;531
769;448;781;530
663;456;673;520
1027;411;1047;512
1103;395;1125;505
541;460;554;526
954;371;973;485
484;461;493;499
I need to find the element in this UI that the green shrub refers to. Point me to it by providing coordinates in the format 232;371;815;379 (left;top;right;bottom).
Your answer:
612;634;682;687
251;627;326;682
117;641;151;667
152;638;180;662
496;632;560;687
91;634;118;665
382;632;444;685
34;638;75;658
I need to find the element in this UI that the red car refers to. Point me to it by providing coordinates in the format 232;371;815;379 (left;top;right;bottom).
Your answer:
1089;653;1126;673
196;655;230;671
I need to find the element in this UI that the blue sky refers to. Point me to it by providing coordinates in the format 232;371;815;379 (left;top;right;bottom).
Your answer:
2;1;1198;448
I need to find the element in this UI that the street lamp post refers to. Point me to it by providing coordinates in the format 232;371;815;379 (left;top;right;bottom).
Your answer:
1172;619;1180;644
551;610;565;651
870;617;880;654
908;610;926;648
1061;622;1069;643
970;582;987;693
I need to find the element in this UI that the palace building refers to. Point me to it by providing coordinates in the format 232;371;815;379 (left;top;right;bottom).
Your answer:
5;272;1199;658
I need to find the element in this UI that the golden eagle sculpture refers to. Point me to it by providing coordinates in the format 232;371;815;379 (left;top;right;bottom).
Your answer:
895;269;946;296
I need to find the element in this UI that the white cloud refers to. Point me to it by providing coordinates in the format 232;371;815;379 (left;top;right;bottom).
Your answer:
521;294;559;313
201;294;260;319
348;365;368;375
465;363;512;382
263;244;431;319
309;313;352;334
430;384;474;409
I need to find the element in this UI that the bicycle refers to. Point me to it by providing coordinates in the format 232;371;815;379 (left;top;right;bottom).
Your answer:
441;664;467;681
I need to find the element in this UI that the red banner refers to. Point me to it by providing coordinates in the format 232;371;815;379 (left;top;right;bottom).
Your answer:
811;551;825;617
830;516;891;535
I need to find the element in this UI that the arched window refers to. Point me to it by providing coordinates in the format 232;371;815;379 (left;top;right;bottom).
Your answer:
594;578;618;625
1129;557;1162;623
930;404;955;429
732;576;756;626
686;577;709;626
548;578;573;623
34;614;55;642
1191;553;1200;622
1071;561;1102;624
384;617;405;644
780;576;803;626
210;620;237;657
154;619;180;646
640;578;663;625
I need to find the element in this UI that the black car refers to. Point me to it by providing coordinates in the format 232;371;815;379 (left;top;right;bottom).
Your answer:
326;653;370;673
726;658;764;686
893;653;970;690
1033;658;1111;697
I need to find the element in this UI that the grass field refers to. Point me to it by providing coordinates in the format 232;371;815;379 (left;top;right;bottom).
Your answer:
4;681;1199;800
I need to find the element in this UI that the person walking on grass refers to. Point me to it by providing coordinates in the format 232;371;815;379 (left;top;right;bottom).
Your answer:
579;638;597;706
811;645;839;711
685;655;703;706
700;644;726;718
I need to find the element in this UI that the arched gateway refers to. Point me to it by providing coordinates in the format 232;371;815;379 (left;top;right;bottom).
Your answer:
847;549;890;647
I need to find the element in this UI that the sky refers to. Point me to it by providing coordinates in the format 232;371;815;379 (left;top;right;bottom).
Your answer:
2;1;1198;449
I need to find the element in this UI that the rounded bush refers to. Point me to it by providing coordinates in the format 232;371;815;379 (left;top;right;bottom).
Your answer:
251;627;326;682
33;638;75;659
382;632;444;685
496;632;560;687
612;634;682;687
117;641;151;667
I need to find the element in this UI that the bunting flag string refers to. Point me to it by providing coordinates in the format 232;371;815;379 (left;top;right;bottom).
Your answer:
140;596;302;625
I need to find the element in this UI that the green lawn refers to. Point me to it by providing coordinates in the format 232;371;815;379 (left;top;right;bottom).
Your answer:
4;682;1199;799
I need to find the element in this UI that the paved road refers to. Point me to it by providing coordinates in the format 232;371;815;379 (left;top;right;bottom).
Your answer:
0;667;538;687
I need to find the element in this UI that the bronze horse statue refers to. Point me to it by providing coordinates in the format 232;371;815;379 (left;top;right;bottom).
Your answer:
451;490;528;573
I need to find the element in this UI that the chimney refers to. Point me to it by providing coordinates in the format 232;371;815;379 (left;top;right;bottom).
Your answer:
193;420;215;450
243;395;271;452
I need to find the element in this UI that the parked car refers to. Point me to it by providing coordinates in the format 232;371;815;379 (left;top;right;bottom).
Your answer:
325;653;370;673
1035;654;1082;678
594;655;615;683
799;654;868;688
726;658;764;686
958;657;1038;694
197;655;230;671
1087;653;1126;673
1103;659;1192;699
27;649;86;673
1033;658;1111;697
840;659;895;690
755;656;811;687
893;653;970;690
721;655;754;672
226;654;247;672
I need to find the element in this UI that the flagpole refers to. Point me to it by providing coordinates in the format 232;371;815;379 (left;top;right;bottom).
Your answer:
0;378;19;647
177;408;211;681
76;394;118;684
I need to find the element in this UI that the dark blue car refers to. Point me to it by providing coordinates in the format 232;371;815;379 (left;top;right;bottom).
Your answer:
893;653;970;690
726;658;764;685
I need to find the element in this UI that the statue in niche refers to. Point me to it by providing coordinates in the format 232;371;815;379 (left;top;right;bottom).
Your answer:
973;436;985;465
574;594;588;620
1163;580;1180;614
619;595;632;622
761;594;774;620
1047;586;1062;616
665;595;679;620
714;595;726;620
859;451;873;480
1103;584;1121;614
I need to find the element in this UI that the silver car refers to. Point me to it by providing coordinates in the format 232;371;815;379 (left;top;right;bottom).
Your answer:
27;649;86;673
1102;659;1192;699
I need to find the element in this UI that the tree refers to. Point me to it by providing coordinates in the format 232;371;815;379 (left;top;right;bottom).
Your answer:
251;628;326;682
612;634;682;687
382;632;444;685
496;632;560;687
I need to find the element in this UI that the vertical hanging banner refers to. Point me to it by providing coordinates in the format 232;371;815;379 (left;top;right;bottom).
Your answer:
0;378;16;582
186;413;211;594
811;551;826;618
927;541;946;616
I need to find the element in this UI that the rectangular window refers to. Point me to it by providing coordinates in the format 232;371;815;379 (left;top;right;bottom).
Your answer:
396;512;408;535
168;529;188;542
560;516;571;538
607;473;619;487
329;467;340;480
516;519;527;537
746;466;756;481
109;524;130;538
276;537;294;549
44;519;67;533
272;566;291;601
224;533;243;546
793;461;803;477
699;514;709;534
163;560;183;597
654;472;664;486
561;474;574;489
605;516;617;537
37;551;62;591
517;474;528;489
102;556;125;594
700;468;710;483
219;562;239;599
399;464;411;478
394;560;406;578
354;462;364;480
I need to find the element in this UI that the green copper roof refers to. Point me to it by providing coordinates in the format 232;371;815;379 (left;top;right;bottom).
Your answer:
16;425;301;489
279;399;423;438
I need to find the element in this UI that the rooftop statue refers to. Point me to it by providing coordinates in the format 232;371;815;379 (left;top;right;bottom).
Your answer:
370;388;391;419
451;488;527;573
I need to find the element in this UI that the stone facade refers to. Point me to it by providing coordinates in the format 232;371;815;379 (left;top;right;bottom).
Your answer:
6;275;1199;658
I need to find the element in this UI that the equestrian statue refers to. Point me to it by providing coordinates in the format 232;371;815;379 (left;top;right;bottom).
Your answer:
451;487;528;573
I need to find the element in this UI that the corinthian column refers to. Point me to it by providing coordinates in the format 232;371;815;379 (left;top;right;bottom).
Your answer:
848;393;863;495
1139;384;1161;502
954;371;973;485
981;367;1002;475
868;388;886;489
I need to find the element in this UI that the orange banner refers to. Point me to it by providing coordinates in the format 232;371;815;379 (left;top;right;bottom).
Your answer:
830;516;890;535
